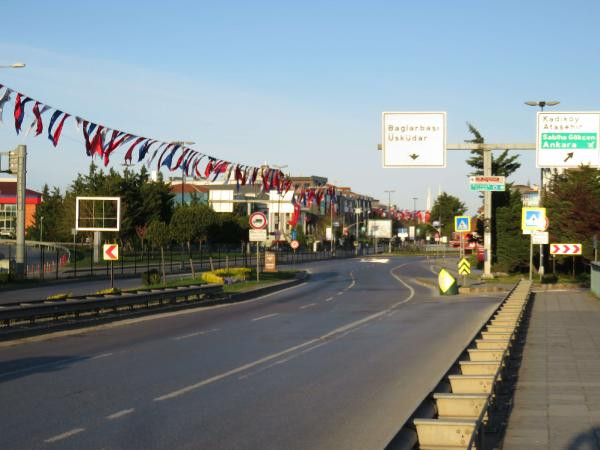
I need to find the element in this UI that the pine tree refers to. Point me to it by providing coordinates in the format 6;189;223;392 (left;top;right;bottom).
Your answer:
431;192;467;238
495;188;530;273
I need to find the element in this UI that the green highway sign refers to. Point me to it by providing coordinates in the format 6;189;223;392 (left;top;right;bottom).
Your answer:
469;176;505;192
541;133;597;149
470;183;505;191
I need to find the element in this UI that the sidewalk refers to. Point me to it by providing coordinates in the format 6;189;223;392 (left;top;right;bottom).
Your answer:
502;289;600;450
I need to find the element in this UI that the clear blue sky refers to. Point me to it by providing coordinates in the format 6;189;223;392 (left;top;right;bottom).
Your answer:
0;0;599;214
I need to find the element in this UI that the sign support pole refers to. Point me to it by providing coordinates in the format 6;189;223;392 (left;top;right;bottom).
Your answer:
529;234;533;281
483;148;493;278
256;242;260;282
110;260;114;289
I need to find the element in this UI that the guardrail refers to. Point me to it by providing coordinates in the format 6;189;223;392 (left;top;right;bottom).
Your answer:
0;284;223;335
386;279;532;449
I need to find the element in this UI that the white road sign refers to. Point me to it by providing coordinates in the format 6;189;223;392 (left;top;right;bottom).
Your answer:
382;112;446;168
249;229;267;242
532;231;549;245
537;112;600;168
469;176;506;191
368;220;392;238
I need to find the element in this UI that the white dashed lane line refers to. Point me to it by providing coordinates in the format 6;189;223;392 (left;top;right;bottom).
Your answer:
44;428;85;443
251;313;279;322
299;303;317;310
336;292;344;296
325;297;334;302
173;328;220;341
106;408;135;420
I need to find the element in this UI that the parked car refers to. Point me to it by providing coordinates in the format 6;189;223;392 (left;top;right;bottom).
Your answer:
0;229;15;239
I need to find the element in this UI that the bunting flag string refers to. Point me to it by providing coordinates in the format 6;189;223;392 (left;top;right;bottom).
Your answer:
0;82;291;189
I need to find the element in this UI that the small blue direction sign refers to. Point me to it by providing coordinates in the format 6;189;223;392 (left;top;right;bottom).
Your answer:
291;229;297;240
521;207;546;231
454;216;471;232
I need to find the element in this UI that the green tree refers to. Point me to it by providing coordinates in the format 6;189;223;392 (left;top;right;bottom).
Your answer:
146;220;171;283
27;185;69;242
495;188;530;273
431;192;467;238
170;205;202;276
465;123;521;177
544;166;600;262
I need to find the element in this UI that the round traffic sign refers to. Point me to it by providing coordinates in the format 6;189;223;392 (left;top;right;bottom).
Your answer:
290;240;300;250
249;211;267;230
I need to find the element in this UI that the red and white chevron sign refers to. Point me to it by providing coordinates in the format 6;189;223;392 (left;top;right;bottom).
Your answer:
550;243;582;255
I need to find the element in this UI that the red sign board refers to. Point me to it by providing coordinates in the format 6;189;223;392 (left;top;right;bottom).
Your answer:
550;244;582;255
290;240;300;250
103;244;119;261
249;212;267;230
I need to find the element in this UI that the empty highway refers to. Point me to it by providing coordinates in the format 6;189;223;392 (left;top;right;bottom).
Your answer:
0;256;503;449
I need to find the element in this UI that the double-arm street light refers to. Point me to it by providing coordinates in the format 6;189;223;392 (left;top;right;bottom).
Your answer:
0;62;26;69
525;100;560;278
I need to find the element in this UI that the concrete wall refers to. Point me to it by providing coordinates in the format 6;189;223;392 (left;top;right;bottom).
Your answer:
591;262;600;297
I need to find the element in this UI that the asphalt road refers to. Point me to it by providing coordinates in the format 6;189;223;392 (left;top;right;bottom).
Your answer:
0;256;503;450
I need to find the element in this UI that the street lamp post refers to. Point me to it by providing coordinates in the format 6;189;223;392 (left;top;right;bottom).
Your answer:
384;190;395;253
525;100;560;278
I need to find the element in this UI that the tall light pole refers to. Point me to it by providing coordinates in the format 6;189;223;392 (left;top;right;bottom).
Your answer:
271;164;288;246
384;190;395;253
525;100;559;277
170;141;195;206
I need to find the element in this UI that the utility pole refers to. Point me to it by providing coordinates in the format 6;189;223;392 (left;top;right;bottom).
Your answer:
525;100;559;278
12;145;26;279
384;190;395;253
483;148;493;278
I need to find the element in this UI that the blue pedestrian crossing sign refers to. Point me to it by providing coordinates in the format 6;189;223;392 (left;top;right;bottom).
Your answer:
454;216;471;232
522;207;547;231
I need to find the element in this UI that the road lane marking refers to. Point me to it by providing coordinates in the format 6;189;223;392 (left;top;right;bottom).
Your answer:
0;356;82;379
44;428;85;443
336;291;343;296
154;269;416;402
106;408;135;420
325;297;334;302
173;328;220;341
299;303;317;310
251;313;279;322
91;352;113;360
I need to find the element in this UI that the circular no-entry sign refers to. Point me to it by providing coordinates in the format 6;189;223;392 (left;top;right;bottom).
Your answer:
290;240;300;250
249;211;268;230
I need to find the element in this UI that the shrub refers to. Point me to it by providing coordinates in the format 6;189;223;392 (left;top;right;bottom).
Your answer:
202;267;250;284
0;273;10;283
95;288;122;295
142;269;162;286
46;292;72;300
201;271;225;285
541;273;558;284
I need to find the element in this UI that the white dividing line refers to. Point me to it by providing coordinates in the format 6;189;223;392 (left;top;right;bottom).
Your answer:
299;303;317;310
325;297;334;302
154;265;416;403
173;328;220;341
106;408;135;420
336;291;344;296
251;313;279;322
44;428;85;443
90;352;113;360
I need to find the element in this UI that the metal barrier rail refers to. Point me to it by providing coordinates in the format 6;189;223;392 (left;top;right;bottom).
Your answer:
386;279;532;450
0;284;223;331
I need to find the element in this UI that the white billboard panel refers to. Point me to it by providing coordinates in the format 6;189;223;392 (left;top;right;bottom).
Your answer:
368;220;392;239
269;190;294;213
537;112;600;168
382;112;446;168
209;190;234;212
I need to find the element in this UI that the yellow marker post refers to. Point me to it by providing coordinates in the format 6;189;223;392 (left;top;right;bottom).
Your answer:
439;268;458;295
